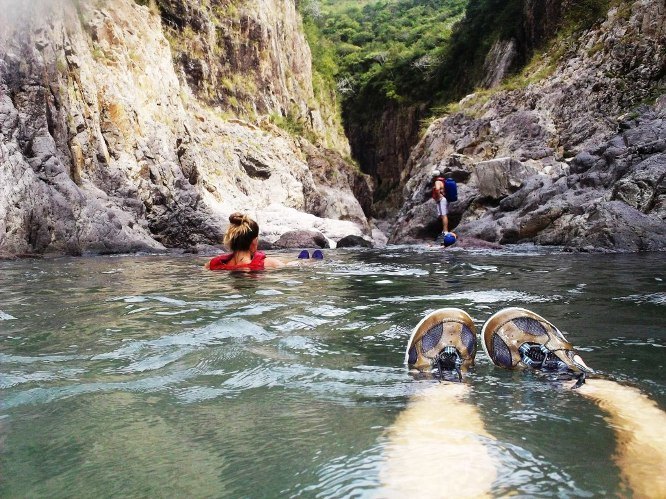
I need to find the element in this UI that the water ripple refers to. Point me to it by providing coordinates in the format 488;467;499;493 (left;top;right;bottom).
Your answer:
93;319;273;361
228;303;285;316
279;336;336;356
0;353;87;364
306;305;349;317
174;364;411;405
1;371;57;389
272;315;332;332
490;440;595;497
296;446;382;498
325;263;429;277
614;292;666;306
90;319;274;374
374;290;559;304
0;370;198;410
0;310;17;320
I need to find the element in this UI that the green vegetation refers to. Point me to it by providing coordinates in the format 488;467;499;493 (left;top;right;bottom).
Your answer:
269;111;319;144
430;0;524;101
299;0;621;131
561;0;611;36
137;0;620;151
425;0;623;108
56;56;68;73
300;0;467;108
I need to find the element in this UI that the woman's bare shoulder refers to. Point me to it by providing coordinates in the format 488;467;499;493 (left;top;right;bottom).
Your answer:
263;256;286;269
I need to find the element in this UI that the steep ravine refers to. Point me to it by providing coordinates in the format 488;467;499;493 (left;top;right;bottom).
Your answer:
340;0;567;218
389;0;666;251
0;0;372;257
345;101;427;217
2;0;664;256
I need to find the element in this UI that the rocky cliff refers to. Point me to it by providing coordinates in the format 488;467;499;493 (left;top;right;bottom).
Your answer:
155;0;349;154
391;0;666;251
0;0;372;256
346;100;427;217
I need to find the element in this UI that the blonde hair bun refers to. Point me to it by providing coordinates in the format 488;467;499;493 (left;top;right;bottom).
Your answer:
229;212;246;225
224;212;259;251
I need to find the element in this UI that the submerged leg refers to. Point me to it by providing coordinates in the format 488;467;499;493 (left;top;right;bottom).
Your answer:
577;379;666;498
379;383;496;497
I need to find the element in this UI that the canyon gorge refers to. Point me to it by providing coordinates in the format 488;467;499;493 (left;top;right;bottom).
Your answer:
0;0;664;256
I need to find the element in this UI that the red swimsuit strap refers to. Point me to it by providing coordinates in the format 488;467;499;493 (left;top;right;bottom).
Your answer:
208;252;266;271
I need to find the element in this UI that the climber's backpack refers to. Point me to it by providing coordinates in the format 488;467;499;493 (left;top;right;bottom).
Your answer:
444;178;458;202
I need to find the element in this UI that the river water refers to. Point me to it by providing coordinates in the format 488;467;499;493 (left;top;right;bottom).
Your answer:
1;247;664;497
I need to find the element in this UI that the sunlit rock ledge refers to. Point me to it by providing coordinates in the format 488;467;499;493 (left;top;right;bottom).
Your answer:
0;0;373;257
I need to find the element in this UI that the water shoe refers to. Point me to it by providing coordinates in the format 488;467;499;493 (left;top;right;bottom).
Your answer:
481;307;592;375
406;308;477;381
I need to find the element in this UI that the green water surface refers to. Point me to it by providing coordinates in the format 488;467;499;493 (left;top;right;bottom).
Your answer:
1;247;664;497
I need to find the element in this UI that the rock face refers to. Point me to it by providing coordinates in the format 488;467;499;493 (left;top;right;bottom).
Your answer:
300;139;373;226
156;0;349;154
390;0;666;252
272;229;329;249
345;101;427;215
480;40;517;89
473;157;537;200
0;0;372;256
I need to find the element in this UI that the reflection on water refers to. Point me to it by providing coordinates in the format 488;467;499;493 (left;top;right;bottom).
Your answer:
0;248;664;497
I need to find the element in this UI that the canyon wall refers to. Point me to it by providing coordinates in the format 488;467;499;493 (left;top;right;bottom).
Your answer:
391;0;666;251
155;0;349;154
0;0;371;256
345;101;426;217
342;0;565;218
2;0;663;255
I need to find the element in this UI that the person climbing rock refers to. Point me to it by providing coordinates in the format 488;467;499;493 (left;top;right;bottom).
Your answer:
431;169;449;235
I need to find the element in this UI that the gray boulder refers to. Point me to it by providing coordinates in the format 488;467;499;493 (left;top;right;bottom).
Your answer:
546;201;666;252
336;235;373;248
273;230;330;249
473;158;536;200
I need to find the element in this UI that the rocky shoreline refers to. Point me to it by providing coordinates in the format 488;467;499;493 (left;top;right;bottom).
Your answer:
389;0;665;252
391;97;666;252
0;0;376;257
1;0;664;257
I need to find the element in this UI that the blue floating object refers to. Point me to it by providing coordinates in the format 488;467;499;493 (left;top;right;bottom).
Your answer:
312;249;324;259
297;250;310;259
442;233;457;247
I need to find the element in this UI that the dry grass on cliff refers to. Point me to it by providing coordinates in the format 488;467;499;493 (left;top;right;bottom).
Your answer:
422;0;633;126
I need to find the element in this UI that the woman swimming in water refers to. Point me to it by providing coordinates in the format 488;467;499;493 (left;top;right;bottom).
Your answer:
205;212;284;271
